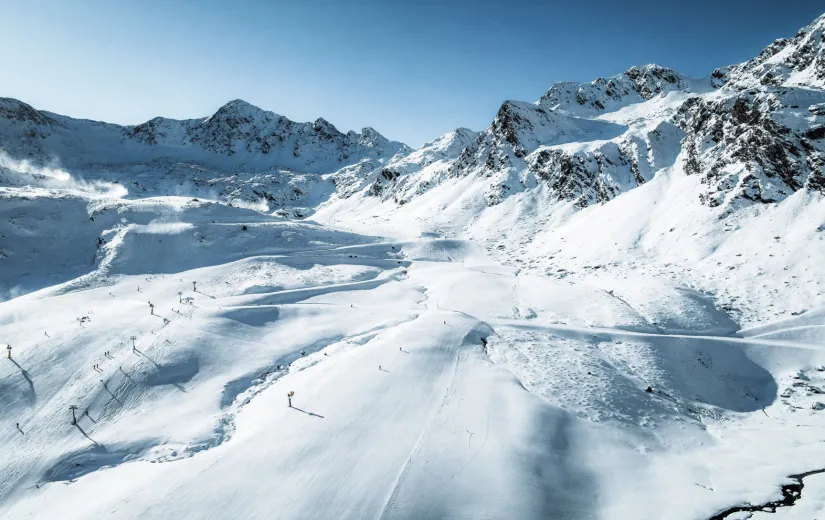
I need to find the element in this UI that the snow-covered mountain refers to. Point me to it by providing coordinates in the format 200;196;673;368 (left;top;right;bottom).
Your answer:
338;16;825;212
0;97;409;172
3;12;825;520
717;14;825;90
2;15;825;213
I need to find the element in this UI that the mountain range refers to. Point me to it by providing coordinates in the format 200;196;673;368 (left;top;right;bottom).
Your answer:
2;14;825;214
2;11;825;520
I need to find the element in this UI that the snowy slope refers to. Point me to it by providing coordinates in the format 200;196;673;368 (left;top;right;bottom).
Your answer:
3;11;825;520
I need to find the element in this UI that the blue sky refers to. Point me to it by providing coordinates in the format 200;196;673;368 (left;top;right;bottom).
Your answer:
1;0;823;147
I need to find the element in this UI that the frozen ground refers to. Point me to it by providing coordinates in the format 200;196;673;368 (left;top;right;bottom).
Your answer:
1;178;824;519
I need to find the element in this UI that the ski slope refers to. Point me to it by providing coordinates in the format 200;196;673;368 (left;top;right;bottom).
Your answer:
1;186;824;519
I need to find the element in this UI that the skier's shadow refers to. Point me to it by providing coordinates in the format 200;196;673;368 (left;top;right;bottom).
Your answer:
291;407;324;419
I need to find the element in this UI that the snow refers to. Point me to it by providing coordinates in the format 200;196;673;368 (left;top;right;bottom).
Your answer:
2;204;824;519
3;11;825;520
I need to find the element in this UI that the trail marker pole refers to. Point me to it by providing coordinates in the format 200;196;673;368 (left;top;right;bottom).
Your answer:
6;345;10;359
288;391;294;407
193;281;197;292
130;335;137;352
69;405;78;425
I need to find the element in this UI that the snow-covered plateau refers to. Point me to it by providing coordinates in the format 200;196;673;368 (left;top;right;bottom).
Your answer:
3;12;825;520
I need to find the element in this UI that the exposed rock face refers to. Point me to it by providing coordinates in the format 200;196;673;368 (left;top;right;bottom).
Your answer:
538;64;693;116
676;90;825;206
332;127;480;204
451;101;626;177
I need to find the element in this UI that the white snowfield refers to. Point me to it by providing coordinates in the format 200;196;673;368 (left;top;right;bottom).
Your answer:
3;12;825;520
0;189;824;520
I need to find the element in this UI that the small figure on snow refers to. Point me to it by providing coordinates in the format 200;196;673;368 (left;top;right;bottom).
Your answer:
287;391;295;407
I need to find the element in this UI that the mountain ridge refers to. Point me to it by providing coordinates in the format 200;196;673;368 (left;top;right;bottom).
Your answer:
0;96;410;176
2;13;825;213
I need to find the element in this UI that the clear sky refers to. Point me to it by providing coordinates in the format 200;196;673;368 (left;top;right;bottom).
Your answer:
1;0;823;147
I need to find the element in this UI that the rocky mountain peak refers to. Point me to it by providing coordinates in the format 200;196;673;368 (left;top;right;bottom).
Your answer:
538;64;692;116
718;14;825;90
209;99;270;119
313;117;344;139
0;98;55;126
357;127;389;146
